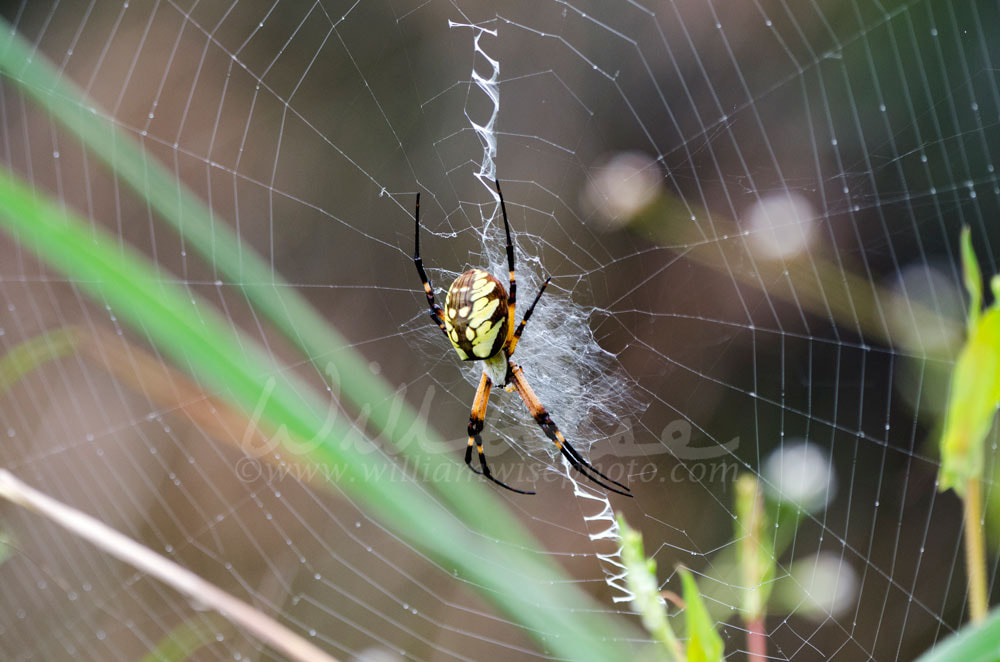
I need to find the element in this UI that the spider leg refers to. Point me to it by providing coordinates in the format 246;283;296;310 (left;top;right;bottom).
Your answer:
412;192;448;336
509;363;632;497
506;276;551;356
465;371;535;495
495;179;517;338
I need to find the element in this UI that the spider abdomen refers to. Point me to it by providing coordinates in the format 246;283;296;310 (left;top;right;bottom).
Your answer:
444;269;509;361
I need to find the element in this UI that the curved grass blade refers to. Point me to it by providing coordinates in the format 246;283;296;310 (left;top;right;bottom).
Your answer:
0;14;542;554
0;165;636;660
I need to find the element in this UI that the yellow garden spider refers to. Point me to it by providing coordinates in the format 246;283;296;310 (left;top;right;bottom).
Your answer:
413;179;632;497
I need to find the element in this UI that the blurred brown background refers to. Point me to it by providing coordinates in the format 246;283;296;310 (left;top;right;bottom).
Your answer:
1;0;998;660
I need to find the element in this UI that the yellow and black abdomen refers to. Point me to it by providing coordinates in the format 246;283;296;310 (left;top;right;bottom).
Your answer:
444;269;509;361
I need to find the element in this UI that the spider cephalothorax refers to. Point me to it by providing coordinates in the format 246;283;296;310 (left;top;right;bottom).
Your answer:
412;179;631;497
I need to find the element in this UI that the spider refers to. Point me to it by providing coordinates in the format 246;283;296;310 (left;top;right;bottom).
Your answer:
413;179;632;497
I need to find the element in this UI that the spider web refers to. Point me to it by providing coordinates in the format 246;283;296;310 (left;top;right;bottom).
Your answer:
0;0;996;660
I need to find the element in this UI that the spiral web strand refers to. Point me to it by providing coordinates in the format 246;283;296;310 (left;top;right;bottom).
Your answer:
560;455;634;604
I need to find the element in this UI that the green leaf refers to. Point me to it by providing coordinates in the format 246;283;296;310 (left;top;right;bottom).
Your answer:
679;567;724;662
915;607;1000;662
962;226;983;332
939;307;1000;495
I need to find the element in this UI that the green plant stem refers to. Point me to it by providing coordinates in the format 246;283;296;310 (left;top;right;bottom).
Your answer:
735;474;771;661
965;477;989;623
656;622;684;661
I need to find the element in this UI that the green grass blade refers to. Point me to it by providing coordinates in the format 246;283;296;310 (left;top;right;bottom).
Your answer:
0;166;635;660
0;15;529;546
0;327;79;395
0;19;642;655
0;16;644;645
